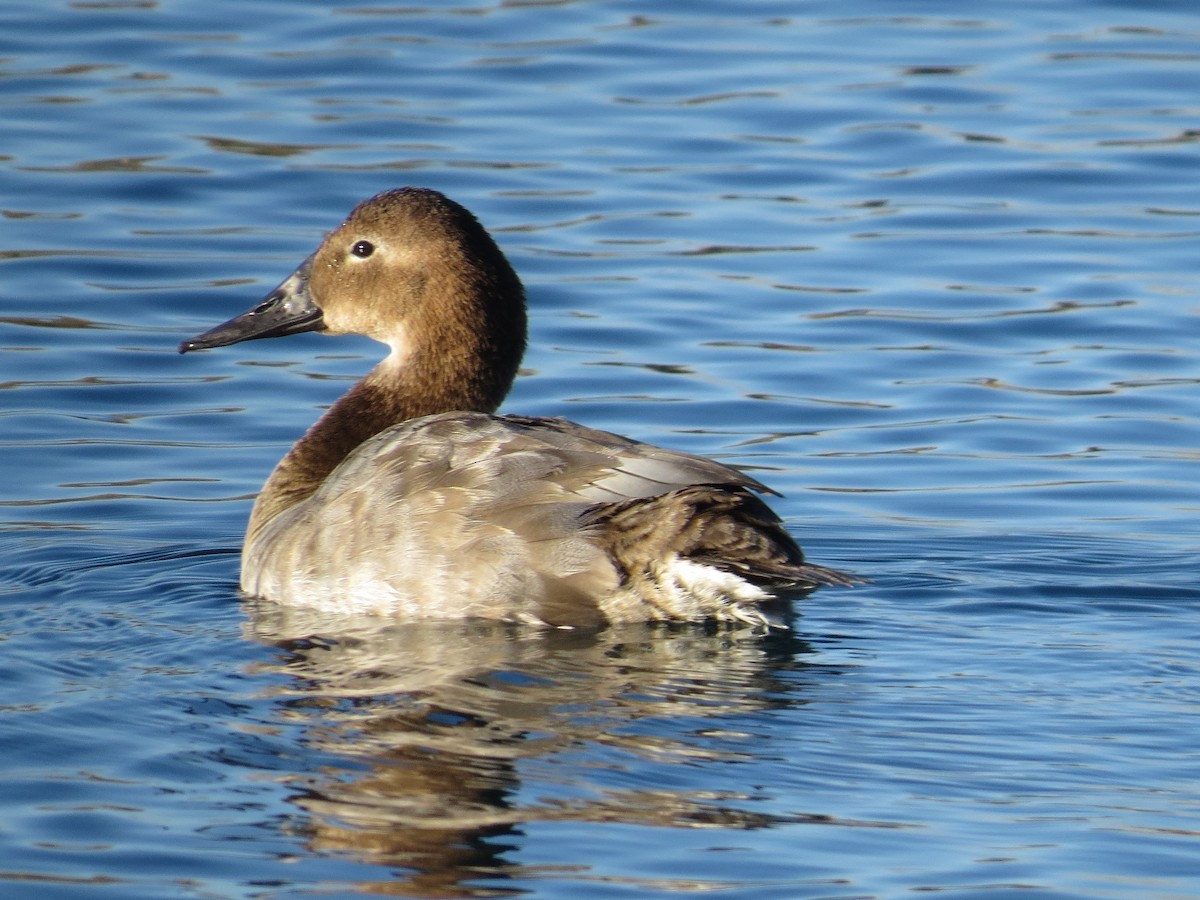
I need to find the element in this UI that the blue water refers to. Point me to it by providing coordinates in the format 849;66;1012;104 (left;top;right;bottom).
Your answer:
3;1;1199;897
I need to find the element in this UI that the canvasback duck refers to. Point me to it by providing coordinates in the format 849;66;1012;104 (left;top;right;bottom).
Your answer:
181;187;858;627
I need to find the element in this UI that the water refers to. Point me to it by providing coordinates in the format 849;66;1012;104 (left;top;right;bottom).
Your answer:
3;1;1199;897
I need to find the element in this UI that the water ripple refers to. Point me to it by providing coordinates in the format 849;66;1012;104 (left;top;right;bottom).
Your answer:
2;1;1200;897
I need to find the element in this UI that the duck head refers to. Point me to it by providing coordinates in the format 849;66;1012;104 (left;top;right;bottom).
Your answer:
180;187;528;414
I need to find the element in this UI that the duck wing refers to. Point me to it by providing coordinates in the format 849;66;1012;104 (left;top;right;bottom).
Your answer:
249;411;847;625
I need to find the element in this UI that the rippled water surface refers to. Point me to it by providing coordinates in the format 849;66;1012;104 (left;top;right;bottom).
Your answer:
3;1;1199;897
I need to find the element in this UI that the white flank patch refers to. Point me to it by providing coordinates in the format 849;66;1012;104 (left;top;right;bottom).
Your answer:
660;557;776;627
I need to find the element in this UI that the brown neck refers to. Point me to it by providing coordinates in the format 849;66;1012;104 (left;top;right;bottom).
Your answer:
246;308;523;542
247;366;416;541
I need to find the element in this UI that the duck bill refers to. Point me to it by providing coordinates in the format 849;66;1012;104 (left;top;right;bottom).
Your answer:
179;254;325;353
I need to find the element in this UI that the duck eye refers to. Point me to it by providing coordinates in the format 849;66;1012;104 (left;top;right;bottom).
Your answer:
351;240;375;259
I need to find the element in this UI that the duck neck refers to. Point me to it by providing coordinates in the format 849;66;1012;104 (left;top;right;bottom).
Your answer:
246;298;525;542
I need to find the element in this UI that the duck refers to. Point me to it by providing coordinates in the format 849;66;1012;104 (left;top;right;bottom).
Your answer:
180;187;858;627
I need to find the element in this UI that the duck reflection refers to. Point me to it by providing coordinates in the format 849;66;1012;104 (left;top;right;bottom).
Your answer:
244;603;836;897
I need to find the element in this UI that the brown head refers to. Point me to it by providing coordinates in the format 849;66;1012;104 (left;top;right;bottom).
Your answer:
181;187;528;415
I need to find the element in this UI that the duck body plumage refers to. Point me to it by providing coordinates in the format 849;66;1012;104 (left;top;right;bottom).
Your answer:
182;187;857;627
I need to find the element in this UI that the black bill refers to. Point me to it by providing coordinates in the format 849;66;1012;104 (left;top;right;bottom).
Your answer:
179;255;325;353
